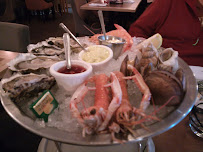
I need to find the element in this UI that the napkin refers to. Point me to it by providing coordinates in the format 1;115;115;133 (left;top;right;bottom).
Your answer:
89;3;107;7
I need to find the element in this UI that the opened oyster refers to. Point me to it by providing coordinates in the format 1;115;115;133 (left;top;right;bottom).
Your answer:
70;38;89;53
8;53;61;73
46;37;64;49
28;46;64;56
1;73;55;103
27;38;64;56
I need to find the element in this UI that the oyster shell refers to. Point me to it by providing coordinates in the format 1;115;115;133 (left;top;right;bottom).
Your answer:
27;37;92;56
8;53;62;73
27;39;64;56
1;73;55;103
70;38;89;53
28;46;64;56
46;37;64;49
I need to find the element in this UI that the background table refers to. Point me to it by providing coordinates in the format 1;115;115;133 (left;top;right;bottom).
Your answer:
153;115;203;152
80;0;142;12
153;66;203;152
81;0;142;30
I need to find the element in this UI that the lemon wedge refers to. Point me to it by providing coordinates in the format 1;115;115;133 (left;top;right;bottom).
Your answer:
136;33;163;50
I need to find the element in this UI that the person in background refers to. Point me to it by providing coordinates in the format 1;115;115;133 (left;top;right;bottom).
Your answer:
129;0;203;66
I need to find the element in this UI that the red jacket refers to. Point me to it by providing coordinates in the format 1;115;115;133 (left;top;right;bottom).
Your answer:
129;0;203;66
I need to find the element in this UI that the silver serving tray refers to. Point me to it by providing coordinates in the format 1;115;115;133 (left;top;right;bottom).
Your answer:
0;58;197;146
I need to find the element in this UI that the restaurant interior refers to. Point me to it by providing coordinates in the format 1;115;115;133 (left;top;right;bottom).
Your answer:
0;0;202;152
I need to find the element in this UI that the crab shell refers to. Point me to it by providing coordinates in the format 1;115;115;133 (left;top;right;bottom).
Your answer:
144;70;184;106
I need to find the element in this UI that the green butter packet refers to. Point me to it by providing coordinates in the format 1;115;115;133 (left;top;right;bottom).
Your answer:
30;90;58;122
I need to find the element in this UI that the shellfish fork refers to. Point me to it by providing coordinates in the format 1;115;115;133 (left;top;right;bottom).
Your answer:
59;23;87;51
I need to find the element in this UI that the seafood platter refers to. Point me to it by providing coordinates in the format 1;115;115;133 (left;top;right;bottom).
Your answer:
0;24;197;146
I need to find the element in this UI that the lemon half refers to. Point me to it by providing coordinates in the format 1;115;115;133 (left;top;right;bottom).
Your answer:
136;33;163;50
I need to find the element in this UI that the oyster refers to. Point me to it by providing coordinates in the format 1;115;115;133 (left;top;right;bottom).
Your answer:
8;53;61;73
28;46;64;56
27;40;64;56
70;38;89;53
1;73;55;103
46;37;64;49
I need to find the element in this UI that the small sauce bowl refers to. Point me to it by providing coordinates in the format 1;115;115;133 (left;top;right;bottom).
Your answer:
98;35;126;59
50;60;92;93
78;45;113;71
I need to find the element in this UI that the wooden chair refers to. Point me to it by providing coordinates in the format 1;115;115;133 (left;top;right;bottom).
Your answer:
0;22;30;53
25;0;55;21
0;0;15;22
70;0;101;36
54;0;71;15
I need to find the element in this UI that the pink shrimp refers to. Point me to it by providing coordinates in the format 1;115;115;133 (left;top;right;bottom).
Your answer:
89;24;133;52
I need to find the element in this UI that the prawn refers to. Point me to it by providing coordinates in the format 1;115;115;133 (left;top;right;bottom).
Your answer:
89;24;133;52
115;70;159;130
69;73;122;136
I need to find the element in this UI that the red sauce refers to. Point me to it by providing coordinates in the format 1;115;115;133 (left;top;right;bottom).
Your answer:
57;65;86;74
